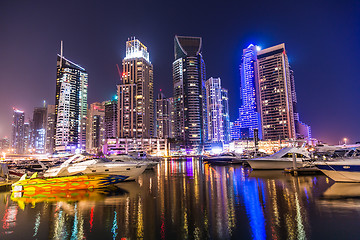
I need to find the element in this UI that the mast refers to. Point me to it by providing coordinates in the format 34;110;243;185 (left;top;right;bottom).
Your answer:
60;40;63;68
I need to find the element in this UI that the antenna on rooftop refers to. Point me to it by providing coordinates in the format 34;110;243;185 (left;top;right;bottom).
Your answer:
60;40;63;68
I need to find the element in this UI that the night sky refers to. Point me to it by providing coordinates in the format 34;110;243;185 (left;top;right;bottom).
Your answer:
0;0;359;144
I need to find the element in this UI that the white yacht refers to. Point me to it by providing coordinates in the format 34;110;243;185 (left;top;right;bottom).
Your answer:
108;153;160;169
44;154;147;181
247;147;311;170
314;148;360;182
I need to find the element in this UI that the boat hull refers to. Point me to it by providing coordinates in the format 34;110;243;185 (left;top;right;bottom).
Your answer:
12;174;128;192
45;163;147;181
247;159;304;170
316;164;360;182
205;157;236;165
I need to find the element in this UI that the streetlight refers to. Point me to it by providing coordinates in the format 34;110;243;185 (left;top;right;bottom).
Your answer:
344;138;348;145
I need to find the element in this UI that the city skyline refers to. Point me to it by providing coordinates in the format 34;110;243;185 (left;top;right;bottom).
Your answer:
0;0;359;144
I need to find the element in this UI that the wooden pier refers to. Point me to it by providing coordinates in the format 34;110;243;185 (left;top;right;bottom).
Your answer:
284;167;322;175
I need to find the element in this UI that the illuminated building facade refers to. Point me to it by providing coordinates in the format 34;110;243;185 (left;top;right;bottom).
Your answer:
45;105;56;154
86;102;105;154
0;137;9;151
103;138;168;156
168;97;175;138
238;44;262;139
11;109;25;154
118;37;154;138
221;88;231;142
155;92;172;139
104;99;118;139
205;77;224;143
55;54;88;152
173;36;207;150
257;44;296;140
23;122;32;153
32;106;47;153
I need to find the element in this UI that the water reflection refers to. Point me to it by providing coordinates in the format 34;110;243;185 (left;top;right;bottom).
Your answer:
0;158;355;239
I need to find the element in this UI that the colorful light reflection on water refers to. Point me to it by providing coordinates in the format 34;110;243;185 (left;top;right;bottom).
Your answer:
1;158;360;239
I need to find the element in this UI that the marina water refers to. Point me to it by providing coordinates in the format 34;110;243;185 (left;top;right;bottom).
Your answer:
0;157;359;239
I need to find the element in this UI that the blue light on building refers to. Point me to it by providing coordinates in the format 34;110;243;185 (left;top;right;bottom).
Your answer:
238;44;262;139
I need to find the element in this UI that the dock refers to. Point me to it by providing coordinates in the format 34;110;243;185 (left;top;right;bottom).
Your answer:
284;167;323;175
0;180;13;192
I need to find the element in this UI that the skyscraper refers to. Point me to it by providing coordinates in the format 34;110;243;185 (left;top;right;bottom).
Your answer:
290;69;312;139
104;99;118;139
55;51;88;152
117;37;154;138
155;92;172;139
221;88;231;143
32;105;47;153
257;43;296;140
23;121;32;153
11;109;25;154
86;102;105;153
172;36;207;150
205;77;223;143
238;44;262;139
45;105;56;154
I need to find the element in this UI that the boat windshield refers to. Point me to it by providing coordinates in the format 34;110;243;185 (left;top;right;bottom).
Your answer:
72;156;112;164
281;153;308;158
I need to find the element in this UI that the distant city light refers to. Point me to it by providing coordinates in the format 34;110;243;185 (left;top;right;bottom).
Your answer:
256;46;261;51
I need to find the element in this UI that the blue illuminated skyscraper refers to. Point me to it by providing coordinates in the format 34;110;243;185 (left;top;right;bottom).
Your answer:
238;44;262;139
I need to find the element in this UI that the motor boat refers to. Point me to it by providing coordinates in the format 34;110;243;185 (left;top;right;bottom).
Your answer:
44;154;147;181
313;148;360;182
204;152;243;165
246;147;311;170
108;153;160;170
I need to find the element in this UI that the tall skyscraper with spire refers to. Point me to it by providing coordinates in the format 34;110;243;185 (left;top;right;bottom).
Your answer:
55;43;88;152
172;36;207;151
117;37;154;138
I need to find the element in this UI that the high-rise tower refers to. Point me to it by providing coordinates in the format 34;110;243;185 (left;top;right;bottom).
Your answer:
55;47;88;152
32;105;47;153
11;109;25;154
172;36;207;150
205;77;223;143
238;44;262;139
45;105;56;153
104;99;118;139
117;38;154;138
86;102;105;153
221;88;231;143
155;92;172;139
257;43;296;140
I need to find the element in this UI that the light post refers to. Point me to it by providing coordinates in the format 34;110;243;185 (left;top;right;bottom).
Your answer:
344;138;348;145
